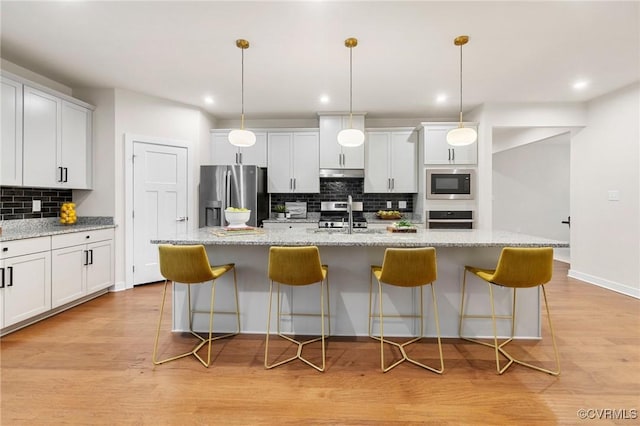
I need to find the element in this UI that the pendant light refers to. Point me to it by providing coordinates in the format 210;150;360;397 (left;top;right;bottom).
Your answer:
446;35;477;146
337;37;365;148
228;39;256;147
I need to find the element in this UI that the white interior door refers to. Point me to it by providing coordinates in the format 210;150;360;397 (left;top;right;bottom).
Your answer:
132;142;188;285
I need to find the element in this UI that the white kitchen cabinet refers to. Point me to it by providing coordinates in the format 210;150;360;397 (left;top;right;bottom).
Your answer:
319;114;366;169
23;86;93;189
1;76;23;186
0;237;51;329
262;222;314;230
364;129;418;193
267;131;319;193
423;123;478;165
51;229;114;308
210;130;267;167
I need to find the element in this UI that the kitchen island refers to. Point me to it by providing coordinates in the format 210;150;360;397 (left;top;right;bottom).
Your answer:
152;227;568;338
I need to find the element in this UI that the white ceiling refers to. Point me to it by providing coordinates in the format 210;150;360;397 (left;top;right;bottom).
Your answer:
1;1;638;120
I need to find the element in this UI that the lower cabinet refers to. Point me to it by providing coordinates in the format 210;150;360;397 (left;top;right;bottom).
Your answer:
262;222;314;230
51;229;114;308
0;237;52;329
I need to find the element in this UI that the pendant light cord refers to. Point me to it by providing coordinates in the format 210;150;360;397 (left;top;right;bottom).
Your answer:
349;45;354;128
241;47;245;130
458;42;464;127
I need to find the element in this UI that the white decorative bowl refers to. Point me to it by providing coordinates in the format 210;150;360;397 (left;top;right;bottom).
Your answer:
224;209;251;228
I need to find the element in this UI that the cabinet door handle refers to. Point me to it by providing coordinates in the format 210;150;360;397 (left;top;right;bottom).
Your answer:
293;178;296;190
7;266;13;287
84;250;89;266
239;152;243;164
63;167;68;182
392;178;395;190
235;152;238;164
58;166;64;182
0;267;4;289
89;249;94;265
452;149;455;162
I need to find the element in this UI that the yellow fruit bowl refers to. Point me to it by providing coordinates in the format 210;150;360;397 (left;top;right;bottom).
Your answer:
60;202;77;225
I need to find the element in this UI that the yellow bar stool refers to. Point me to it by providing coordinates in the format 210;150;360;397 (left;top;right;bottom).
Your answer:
369;247;444;373
459;247;560;375
153;244;240;368
265;246;330;372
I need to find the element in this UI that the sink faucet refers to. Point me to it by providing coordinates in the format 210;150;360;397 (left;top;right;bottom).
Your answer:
347;195;353;234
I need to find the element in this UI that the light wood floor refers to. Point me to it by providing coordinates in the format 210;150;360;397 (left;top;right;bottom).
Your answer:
1;262;638;425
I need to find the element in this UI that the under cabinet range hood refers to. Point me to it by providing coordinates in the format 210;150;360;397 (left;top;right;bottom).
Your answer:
319;168;364;178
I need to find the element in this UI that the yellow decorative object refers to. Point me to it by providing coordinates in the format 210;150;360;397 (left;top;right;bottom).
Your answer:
60;202;77;225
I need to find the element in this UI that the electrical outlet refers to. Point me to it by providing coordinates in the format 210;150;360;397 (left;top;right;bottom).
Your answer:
32;200;41;212
608;190;620;201
399;200;407;209
386;201;392;209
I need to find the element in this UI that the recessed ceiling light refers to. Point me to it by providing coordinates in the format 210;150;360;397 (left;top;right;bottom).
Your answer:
436;94;447;103
572;80;589;90
204;96;214;104
320;94;330;104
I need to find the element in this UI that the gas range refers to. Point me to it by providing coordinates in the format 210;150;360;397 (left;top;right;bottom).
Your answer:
318;201;368;229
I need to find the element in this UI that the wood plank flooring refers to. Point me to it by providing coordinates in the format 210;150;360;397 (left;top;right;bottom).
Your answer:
1;262;638;425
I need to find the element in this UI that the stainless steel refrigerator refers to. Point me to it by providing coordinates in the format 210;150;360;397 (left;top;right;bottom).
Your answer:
199;165;268;228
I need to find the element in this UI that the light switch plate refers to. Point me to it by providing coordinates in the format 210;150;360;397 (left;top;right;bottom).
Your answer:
608;190;620;201
32;199;41;212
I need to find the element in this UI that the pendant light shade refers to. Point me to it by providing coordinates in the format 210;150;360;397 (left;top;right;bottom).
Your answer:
229;39;256;147
337;128;365;147
446;35;477;147
228;129;256;147
338;37;365;148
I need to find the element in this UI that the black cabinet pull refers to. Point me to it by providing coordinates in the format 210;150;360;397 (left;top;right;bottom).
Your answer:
0;267;4;289
58;166;64;182
89;249;94;265
84;250;89;266
86;235;90;239
63;167;68;182
7;266;13;286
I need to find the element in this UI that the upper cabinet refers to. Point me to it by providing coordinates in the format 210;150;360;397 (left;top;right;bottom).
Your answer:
319;114;365;169
1;76;23;186
423;122;478;165
210;130;267;167
267;131;319;193
365;129;418;193
23;86;93;189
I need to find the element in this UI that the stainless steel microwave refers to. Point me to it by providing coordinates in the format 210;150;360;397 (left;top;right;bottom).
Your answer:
426;169;475;200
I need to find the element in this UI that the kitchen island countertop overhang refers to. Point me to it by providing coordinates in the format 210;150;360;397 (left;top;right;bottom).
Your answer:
151;227;569;248
151;228;568;339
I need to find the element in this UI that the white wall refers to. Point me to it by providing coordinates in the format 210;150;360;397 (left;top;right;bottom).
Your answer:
1;58;73;96
112;88;215;289
72;88;116;216
570;83;640;297
469;103;587;229
493;135;570;242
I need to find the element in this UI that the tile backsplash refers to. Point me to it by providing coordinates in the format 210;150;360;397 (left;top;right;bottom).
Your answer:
270;178;414;212
0;186;72;221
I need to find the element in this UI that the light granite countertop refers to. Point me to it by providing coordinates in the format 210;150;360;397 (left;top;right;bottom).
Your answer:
0;218;116;242
151;227;569;248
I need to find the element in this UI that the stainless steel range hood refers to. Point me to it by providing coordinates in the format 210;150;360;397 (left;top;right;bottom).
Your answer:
319;168;364;178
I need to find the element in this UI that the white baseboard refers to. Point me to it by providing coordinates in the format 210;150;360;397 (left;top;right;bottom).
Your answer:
568;269;640;299
110;281;128;292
